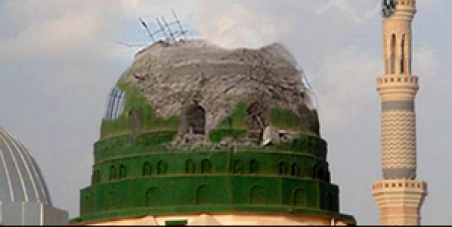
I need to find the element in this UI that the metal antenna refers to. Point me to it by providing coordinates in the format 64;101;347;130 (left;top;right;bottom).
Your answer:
149;21;164;41
139;18;155;42
155;18;169;43
116;10;189;48
116;41;147;48
172;9;188;40
161;16;176;44
127;10;190;46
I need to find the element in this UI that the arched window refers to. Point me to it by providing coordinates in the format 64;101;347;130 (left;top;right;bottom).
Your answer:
84;195;89;214
233;159;243;174
249;160;259;174
196;185;212;204
104;86;126;120
294;188;307;207
146;187;160;206
186;159;196;174
390;34;396;74
279;161;288;175
157;161;167;175
250;185;266;204
317;166;325;181
84;195;91;214
184;105;206;135
142;162;151;176
407;34;412;74
291;163;300;177
107;191;117;210
400;34;406;74
96;170;101;184
84;195;93;214
384;35;389;74
201;159;212;174
119;165;127;179
109;165;116;180
312;164;319;179
322;167;330;182
325;192;334;211
91;171;96;185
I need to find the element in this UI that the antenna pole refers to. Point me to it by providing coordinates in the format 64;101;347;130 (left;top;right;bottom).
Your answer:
139;18;155;42
155;18;169;42
133;10;189;45
161;16;176;44
172;9;187;39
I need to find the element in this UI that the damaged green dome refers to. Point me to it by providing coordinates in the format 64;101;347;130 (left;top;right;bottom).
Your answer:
73;39;355;225
100;39;320;146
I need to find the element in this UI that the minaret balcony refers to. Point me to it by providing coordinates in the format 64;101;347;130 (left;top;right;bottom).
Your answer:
378;74;418;85
395;0;416;8
392;0;417;19
372;179;426;192
372;179;428;212
377;75;419;100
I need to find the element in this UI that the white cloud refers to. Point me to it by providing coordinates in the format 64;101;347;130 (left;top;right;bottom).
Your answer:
316;0;380;24
416;0;442;9
0;0;200;62
316;0;360;22
0;11;103;61
413;46;439;79
314;46;381;135
194;2;278;49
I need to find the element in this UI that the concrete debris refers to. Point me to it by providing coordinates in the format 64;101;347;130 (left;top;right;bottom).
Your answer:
278;130;300;143
173;133;206;145
262;126;280;146
220;136;235;147
262;126;300;146
126;39;320;144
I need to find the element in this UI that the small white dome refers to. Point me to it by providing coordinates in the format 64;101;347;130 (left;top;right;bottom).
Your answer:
0;124;52;205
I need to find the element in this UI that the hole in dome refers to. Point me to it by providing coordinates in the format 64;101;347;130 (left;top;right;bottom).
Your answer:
183;105;206;135
245;102;268;143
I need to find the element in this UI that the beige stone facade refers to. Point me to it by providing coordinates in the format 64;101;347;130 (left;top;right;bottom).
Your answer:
373;0;427;225
79;213;352;226
372;180;427;225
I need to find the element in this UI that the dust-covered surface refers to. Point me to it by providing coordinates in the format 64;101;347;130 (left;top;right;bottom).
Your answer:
125;39;320;138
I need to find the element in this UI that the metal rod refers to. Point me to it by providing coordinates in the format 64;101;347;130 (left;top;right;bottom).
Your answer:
161;16;176;44
155;18;169;42
139;18;155;42
172;9;187;39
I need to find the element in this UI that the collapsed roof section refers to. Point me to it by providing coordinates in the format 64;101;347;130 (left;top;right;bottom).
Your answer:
126;39;320;141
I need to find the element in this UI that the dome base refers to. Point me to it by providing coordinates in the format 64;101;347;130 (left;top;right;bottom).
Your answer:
71;211;355;226
0;202;68;225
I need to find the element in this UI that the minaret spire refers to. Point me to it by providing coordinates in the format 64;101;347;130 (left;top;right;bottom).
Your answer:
372;0;428;225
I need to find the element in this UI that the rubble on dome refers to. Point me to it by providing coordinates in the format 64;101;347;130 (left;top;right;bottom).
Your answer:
126;39;319;146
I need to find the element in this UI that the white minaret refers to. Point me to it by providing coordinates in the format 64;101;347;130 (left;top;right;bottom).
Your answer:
372;0;427;225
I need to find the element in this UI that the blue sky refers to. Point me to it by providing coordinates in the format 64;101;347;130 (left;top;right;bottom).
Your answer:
0;0;450;225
